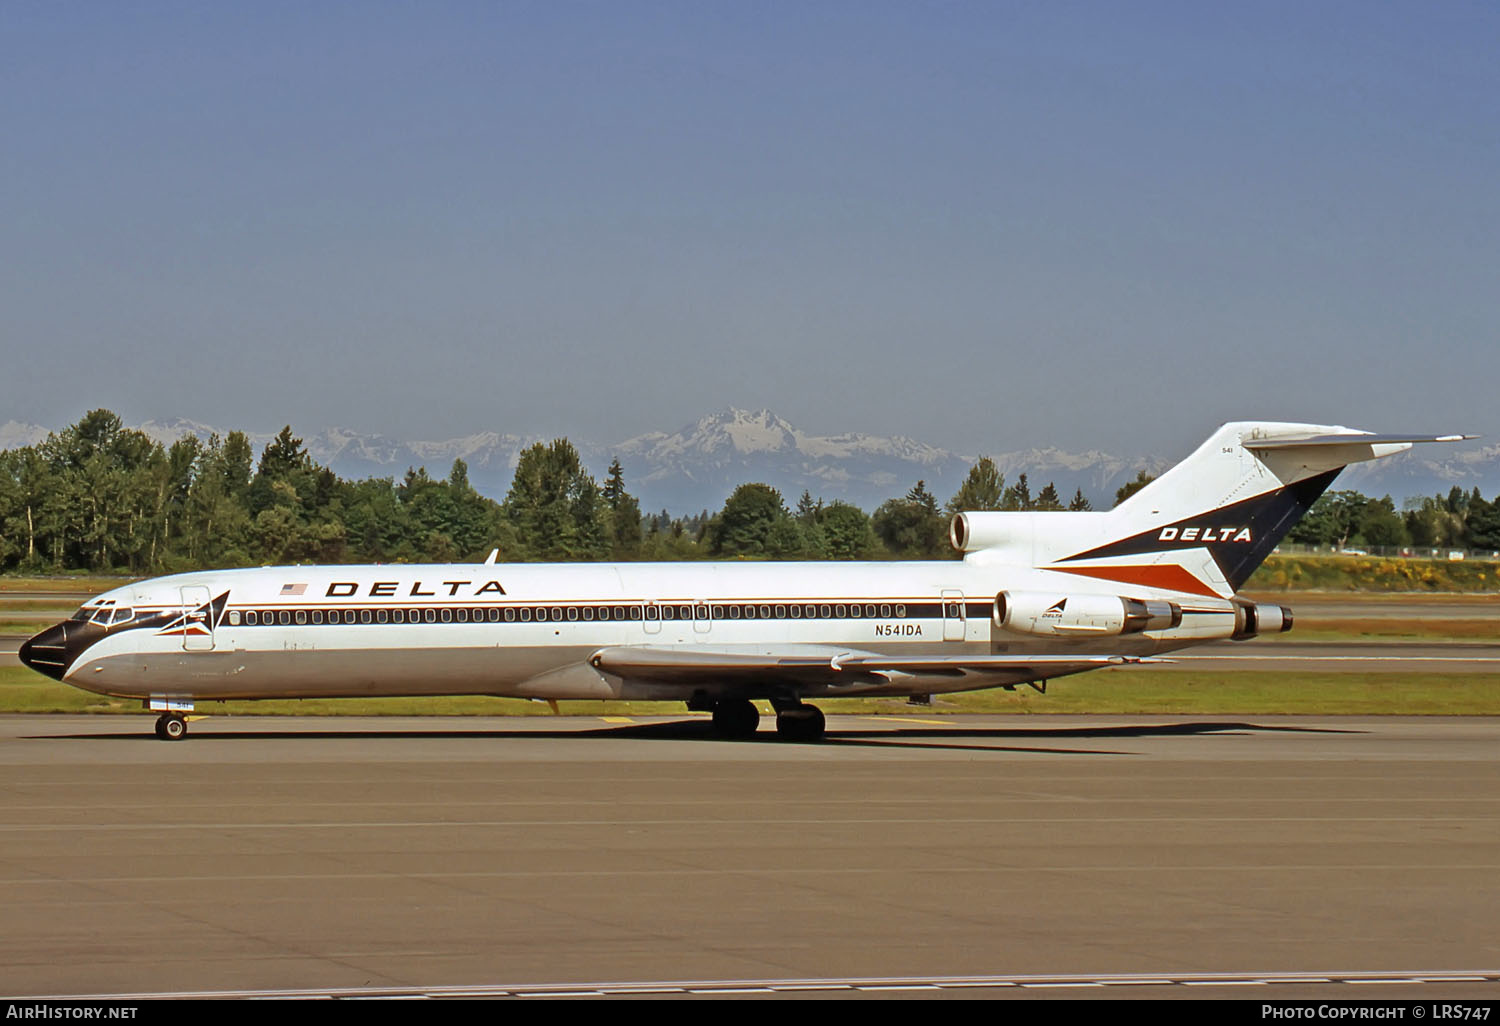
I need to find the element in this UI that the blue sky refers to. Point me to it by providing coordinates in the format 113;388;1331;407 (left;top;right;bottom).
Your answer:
4;1;1497;454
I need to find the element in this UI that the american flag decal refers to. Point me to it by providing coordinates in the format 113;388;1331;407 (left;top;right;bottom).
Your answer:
281;583;307;596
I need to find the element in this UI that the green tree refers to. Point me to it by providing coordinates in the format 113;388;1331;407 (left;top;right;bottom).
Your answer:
819;501;879;559
1465;494;1500;551
1355;495;1408;549
183;433;255;567
711;484;788;557
502;439;608;560
873;481;949;558
795;490;821;523
1001;473;1032;511
1288;491;1368;548
947;457;1004;513
763;516;812;559
38;410;167;570
1;447;52;569
1033;482;1064;511
602;458;643;559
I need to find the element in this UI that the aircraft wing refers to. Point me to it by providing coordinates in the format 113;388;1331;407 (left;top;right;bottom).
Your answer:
588;645;1161;688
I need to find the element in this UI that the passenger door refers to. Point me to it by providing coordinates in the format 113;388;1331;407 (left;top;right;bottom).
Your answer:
942;589;966;642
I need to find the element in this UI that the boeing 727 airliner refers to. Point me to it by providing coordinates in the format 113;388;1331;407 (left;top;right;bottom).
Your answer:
19;421;1471;740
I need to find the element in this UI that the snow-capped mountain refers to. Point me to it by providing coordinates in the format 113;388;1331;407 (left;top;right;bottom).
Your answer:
0;421;49;451
610;409;969;511
1339;442;1500;505
5;409;1495;513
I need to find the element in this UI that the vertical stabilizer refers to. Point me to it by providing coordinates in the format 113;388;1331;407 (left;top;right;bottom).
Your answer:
956;422;1469;598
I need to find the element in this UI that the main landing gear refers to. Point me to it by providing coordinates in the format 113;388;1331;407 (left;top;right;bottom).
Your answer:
772;702;825;743
704;698;827;742
710;699;760;739
154;713;188;741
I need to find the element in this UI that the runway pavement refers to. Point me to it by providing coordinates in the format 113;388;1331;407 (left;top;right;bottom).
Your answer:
2;713;1498;1000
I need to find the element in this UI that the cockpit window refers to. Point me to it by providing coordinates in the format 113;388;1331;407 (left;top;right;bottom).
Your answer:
89;605;114;626
69;608;92;622
110;607;134;625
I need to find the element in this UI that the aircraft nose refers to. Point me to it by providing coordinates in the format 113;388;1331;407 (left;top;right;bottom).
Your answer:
18;623;70;681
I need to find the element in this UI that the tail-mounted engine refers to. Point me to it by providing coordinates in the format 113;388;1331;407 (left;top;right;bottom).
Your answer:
993;591;1183;638
1231;599;1293;640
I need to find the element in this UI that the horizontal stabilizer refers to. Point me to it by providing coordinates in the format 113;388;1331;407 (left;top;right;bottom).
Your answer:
1243;432;1475;450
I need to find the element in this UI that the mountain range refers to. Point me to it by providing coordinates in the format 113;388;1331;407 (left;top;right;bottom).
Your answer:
2;409;1494;515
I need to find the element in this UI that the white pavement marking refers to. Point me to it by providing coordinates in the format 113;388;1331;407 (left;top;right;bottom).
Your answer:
20;970;1500;1000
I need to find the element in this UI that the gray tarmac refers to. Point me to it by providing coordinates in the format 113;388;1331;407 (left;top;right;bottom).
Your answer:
2;713;1499;1000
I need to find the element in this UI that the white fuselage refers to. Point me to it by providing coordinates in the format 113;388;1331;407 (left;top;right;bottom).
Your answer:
54;558;1240;704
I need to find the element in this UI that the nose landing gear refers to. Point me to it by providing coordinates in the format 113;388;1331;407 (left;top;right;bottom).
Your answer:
154;713;188;741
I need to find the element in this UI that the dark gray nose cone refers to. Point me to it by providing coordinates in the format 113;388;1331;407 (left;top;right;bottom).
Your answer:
18;624;70;681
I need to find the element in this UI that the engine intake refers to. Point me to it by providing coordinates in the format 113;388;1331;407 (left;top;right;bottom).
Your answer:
993;591;1182;638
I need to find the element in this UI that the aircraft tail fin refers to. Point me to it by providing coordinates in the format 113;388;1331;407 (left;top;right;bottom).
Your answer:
953;423;1473;598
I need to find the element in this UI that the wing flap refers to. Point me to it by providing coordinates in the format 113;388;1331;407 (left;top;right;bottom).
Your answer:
589;645;1161;687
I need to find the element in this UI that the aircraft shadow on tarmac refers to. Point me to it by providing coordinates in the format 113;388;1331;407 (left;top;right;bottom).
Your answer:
33;717;1364;756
